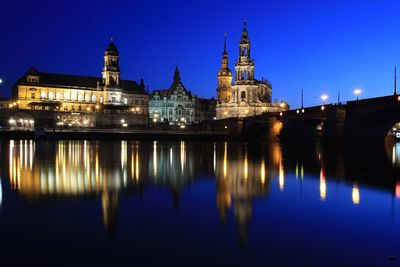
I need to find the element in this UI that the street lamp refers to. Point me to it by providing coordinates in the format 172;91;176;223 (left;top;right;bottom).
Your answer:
321;94;328;105
0;78;3;84
354;88;362;100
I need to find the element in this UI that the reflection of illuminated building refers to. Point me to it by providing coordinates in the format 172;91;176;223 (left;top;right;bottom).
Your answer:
295;161;304;180
352;183;360;205
102;191;119;233
320;168;326;201
215;142;277;243
279;159;284;191
148;141;213;207
7;140;148;231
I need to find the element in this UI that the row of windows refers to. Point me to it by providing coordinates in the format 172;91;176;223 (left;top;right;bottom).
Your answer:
149;102;194;108
151;96;191;101
30;92;146;105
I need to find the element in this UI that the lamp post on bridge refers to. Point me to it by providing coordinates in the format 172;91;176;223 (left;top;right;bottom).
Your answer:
321;94;328;105
354;88;362;100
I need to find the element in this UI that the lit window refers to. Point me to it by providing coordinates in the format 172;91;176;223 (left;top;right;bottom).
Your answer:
78;93;84;102
71;91;77;101
64;92;70;100
40;91;47;99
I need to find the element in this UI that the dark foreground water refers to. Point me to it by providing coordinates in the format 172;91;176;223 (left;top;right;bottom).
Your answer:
1;140;400;266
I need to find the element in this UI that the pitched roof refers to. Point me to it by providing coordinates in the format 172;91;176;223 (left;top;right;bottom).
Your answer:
17;69;145;93
150;67;193;99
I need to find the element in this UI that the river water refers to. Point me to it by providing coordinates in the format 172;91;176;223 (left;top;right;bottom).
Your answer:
0;140;400;266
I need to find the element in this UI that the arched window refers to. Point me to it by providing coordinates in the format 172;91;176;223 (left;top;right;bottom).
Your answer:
243;48;247;56
241;91;246;100
243;71;247;80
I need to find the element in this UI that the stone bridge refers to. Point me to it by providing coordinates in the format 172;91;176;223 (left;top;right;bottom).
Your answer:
216;94;400;144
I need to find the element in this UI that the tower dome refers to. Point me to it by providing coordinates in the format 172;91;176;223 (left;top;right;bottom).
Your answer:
105;41;119;56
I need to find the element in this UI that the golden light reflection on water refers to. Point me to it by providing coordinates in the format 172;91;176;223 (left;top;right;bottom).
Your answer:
180;141;186;173
320;167;326;201
223;142;228;179
5;140;373;237
279;160;284;191
243;147;248;180
261;159;266;185
153;141;157;177
352;183;360;205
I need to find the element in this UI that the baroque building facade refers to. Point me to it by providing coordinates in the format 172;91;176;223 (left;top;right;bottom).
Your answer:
216;22;286;119
149;67;216;124
10;41;148;127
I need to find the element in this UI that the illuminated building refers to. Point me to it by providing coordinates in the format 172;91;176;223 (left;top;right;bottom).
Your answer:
10;41;149;127
216;21;287;119
149;67;216;124
149;67;195;124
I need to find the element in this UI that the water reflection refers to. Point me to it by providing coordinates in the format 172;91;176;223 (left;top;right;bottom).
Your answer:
320;167;326;201
352;182;360;205
3;140;400;240
215;142;275;243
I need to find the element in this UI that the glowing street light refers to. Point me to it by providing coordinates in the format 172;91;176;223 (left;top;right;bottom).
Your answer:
354;88;362;100
0;78;3;84
321;94;328;105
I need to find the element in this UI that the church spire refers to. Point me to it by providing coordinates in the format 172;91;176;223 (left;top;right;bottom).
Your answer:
220;33;230;70
217;32;233;104
242;19;248;38
223;32;227;55
174;65;181;81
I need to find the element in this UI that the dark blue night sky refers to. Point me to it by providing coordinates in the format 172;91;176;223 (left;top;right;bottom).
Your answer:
1;0;400;108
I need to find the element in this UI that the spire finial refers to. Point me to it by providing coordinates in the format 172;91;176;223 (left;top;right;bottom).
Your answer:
110;36;114;43
224;32;227;53
242;19;248;37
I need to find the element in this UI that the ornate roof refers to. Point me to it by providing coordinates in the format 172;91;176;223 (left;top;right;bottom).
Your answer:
150;67;193;99
17;69;145;93
105;41;119;56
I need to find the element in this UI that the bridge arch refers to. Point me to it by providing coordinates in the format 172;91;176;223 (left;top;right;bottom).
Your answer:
279;118;327;142
345;97;400;144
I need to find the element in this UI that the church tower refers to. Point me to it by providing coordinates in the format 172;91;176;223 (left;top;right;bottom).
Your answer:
217;33;233;103
102;40;120;88
235;20;255;84
216;20;281;120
